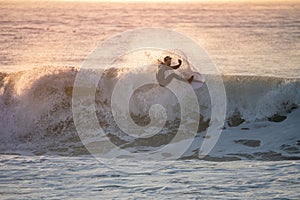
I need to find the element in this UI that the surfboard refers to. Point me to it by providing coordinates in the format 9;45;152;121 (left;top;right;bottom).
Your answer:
186;71;205;89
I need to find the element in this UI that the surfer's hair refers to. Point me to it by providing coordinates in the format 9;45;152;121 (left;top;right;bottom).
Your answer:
164;56;172;62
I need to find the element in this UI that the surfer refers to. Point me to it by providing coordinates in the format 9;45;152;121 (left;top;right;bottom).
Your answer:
156;56;194;87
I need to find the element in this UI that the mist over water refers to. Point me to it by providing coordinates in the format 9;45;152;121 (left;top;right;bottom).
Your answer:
0;1;299;77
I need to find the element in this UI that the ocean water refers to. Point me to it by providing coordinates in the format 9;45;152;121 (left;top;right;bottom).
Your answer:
1;155;299;199
0;1;299;77
0;1;300;199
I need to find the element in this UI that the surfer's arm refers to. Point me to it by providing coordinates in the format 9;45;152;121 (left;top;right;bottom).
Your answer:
158;59;164;65
171;59;182;69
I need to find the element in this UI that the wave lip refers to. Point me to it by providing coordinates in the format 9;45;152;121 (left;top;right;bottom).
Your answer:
0;66;299;160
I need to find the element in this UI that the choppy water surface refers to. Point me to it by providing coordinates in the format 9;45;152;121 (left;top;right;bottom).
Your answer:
1;155;299;199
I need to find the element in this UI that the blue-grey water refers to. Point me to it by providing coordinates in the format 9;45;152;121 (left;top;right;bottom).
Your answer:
1;155;299;199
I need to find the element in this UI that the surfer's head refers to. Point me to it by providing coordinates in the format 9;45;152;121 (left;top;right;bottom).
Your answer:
164;56;172;66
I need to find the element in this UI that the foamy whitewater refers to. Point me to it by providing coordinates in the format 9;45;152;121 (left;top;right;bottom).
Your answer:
0;1;299;199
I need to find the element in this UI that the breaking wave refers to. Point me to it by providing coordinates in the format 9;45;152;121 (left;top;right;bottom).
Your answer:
0;66;299;156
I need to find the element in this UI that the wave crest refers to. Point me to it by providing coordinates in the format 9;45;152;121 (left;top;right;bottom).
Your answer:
0;66;299;155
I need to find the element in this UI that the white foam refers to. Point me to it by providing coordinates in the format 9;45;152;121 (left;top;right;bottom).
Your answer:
0;66;299;157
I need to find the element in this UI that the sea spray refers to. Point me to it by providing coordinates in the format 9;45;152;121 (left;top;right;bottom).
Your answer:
0;66;299;156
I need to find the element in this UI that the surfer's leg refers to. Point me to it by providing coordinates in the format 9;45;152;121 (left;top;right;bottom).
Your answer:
157;72;189;87
167;73;187;83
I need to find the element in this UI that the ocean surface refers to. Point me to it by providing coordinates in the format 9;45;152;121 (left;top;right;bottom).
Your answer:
0;1;300;199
